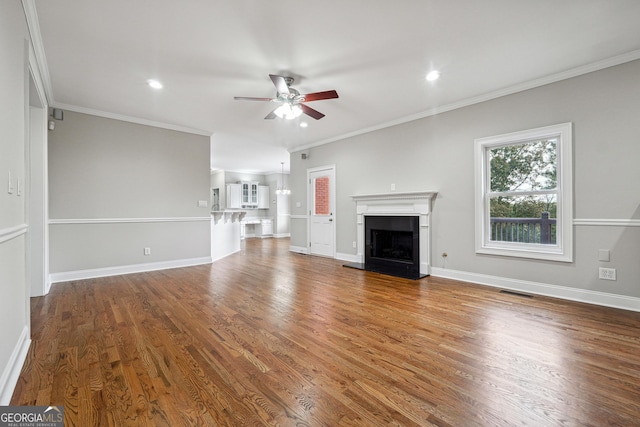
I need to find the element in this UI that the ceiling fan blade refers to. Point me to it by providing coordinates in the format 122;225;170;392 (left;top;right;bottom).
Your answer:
264;109;278;120
300;103;325;120
269;74;290;95
234;96;275;101
301;90;339;102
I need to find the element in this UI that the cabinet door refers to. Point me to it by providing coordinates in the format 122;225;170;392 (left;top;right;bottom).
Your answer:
250;183;258;204
258;185;270;209
241;182;250;204
226;184;242;209
261;220;273;236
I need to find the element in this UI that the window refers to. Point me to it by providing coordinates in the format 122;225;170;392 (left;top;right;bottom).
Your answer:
474;123;573;262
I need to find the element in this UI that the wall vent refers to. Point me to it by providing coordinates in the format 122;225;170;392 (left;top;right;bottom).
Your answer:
499;289;533;298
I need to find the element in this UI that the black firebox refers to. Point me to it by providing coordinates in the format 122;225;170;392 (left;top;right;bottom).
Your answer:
365;215;421;279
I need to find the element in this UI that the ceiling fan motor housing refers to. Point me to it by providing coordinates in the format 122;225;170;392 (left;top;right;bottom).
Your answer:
234;74;339;120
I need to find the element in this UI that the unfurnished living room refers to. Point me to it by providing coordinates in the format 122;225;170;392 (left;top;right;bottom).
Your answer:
2;1;640;426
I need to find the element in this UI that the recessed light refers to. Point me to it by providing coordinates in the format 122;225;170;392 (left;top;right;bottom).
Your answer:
426;70;440;82
300;122;308;128
147;79;163;89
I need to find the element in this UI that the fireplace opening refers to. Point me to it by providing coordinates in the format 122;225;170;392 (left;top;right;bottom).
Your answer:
365;215;421;279
371;230;413;262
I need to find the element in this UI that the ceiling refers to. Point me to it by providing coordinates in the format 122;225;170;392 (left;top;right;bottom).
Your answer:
32;0;640;174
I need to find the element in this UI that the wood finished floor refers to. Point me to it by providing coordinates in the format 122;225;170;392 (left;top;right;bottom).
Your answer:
12;238;640;426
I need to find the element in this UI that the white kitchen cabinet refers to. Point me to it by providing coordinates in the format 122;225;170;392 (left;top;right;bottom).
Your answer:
241;181;259;208
259;219;273;236
258;185;270;209
226;183;242;209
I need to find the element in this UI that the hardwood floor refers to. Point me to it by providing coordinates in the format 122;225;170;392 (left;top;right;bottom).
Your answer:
12;238;640;426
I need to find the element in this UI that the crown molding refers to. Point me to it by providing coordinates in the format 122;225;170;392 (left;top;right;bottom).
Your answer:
294;49;640;153
22;0;53;104
52;102;213;137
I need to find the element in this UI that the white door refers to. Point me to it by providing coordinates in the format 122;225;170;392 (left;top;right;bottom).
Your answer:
308;166;335;257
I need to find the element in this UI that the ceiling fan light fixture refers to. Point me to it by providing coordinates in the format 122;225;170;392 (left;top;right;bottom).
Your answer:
274;103;303;120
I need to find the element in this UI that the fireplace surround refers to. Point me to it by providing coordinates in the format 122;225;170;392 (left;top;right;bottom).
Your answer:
365;215;420;279
349;191;437;279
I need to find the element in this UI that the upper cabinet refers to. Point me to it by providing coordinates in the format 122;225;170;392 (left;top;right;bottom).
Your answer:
227;182;269;209
258;185;270;209
226;183;242;209
241;182;258;208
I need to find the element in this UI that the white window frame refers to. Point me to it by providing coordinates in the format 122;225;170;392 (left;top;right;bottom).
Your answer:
474;122;573;262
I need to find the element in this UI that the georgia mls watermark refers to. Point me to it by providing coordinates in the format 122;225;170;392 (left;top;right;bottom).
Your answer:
0;406;63;427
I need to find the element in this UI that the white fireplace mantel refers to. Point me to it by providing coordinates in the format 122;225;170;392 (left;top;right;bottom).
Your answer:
350;191;437;276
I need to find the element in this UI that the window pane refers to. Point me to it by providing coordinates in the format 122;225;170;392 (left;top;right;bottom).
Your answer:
489;138;557;192
314;176;330;215
489;194;557;244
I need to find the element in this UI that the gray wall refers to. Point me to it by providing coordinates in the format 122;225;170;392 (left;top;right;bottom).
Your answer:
0;0;31;403
291;59;640;299
49;111;211;274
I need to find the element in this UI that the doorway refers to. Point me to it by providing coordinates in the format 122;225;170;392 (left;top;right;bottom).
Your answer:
28;67;49;297
308;165;335;258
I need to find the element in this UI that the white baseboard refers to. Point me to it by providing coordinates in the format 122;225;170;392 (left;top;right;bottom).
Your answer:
336;252;360;263
273;233;291;238
289;245;309;255
50;256;213;283
431;267;640;312
0;326;31;405
211;250;240;263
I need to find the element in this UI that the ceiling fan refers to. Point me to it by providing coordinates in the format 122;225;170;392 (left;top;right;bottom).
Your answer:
234;74;338;120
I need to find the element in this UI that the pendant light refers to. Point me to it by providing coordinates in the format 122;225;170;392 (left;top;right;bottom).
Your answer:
275;162;291;195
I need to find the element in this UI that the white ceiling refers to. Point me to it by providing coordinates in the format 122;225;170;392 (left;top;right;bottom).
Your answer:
32;0;640;174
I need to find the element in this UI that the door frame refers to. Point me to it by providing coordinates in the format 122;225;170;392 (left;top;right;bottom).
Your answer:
307;164;336;258
27;57;50;297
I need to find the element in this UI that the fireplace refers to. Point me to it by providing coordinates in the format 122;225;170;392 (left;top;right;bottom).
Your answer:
365;216;420;279
348;191;437;279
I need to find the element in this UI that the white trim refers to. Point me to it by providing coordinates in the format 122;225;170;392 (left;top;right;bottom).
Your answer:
573;219;640;227
0;326;31;405
350;191;438;202
431;267;640;312
22;0;53;104
49;217;211;225
336;252;360;263
289;245;309;255
293;49;640;153
273;233;291;238
211;249;241;263
307;165;337;259
21;0;640;158
0;224;28;244
290;215;309;220
49;256;212;283
474;122;573;262
51;102;212;137
350;192;437;276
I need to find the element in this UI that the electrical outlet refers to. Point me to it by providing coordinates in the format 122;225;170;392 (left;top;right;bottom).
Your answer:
352;241;356;248
599;267;616;281
144;247;151;256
